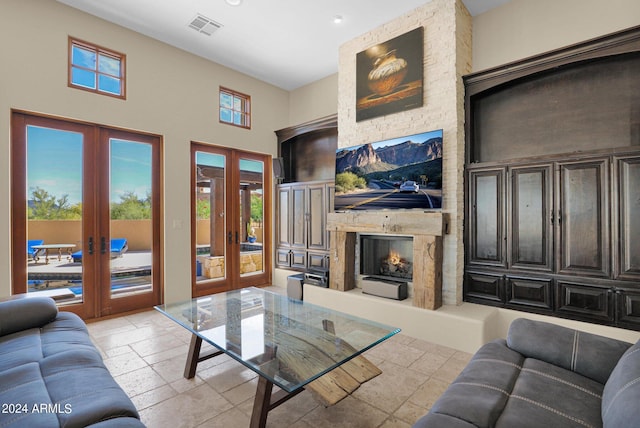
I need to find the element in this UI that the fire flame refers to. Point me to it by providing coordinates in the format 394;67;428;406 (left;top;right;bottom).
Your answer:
387;251;401;266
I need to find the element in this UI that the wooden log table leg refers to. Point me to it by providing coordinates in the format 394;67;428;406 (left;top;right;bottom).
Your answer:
183;334;224;379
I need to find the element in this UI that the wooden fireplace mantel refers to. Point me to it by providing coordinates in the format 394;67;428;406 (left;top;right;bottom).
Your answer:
326;211;447;310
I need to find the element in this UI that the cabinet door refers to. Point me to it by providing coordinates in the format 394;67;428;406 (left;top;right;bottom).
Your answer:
510;165;553;271
291;186;307;248
468;169;506;267
307;184;327;250
506;276;553;311
464;272;504;304
616;288;640;328
276;249;291;268
277;186;292;247
557;159;609;277
556;280;613;322
617;156;640;280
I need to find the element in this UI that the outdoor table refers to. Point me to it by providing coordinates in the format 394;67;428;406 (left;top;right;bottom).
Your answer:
32;244;76;264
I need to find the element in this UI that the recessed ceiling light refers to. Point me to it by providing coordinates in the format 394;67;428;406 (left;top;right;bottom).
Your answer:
333;15;343;24
225;0;242;5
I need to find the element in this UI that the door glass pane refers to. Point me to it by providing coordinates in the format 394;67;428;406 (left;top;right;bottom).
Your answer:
109;139;153;298
239;158;264;277
195;152;227;282
26;125;83;305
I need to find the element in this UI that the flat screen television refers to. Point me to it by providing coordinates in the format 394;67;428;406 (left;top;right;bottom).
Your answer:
334;129;442;211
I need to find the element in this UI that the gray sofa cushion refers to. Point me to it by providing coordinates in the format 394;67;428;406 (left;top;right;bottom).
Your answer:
420;339;524;427
601;340;640;428
0;298;144;427
0;297;58;336
0;312;98;373
507;318;631;384
495;357;603;428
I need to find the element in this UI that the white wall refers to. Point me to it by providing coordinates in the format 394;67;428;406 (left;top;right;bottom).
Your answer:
0;0;289;302
472;0;640;72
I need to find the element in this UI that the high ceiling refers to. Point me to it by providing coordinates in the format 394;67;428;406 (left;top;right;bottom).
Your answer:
56;0;511;91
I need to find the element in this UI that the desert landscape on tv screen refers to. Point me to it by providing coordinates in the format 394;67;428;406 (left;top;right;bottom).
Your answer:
334;129;443;211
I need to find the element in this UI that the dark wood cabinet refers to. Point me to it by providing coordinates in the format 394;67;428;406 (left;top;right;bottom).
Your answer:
464;271;504;305
557;159;610;278
467;168;506;267
463;26;640;330
506;276;553;311
556;280;614;323
616;155;640;280
510;164;553;272
276;181;332;271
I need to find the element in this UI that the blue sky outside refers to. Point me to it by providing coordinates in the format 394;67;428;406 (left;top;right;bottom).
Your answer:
71;44;121;94
27;126;152;205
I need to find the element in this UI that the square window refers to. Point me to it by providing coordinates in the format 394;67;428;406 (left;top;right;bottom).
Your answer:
69;37;126;99
219;87;250;129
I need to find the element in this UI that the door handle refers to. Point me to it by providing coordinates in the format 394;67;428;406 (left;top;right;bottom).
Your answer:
88;237;94;255
101;237;107;254
228;231;232;245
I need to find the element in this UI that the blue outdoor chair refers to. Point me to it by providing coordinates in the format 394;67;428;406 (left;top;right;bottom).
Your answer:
27;239;44;260
72;238;128;263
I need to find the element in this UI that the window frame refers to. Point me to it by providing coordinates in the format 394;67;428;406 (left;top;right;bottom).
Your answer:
68;37;126;100
219;86;251;129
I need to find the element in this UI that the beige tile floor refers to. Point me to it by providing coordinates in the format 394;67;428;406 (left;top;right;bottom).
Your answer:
87;296;471;428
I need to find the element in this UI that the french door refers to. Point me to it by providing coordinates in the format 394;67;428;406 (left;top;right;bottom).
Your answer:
11;112;162;319
191;142;271;296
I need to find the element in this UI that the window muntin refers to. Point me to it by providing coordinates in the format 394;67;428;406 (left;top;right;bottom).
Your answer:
69;38;125;99
219;87;250;129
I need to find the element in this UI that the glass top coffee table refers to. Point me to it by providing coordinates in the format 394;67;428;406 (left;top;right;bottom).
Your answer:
155;287;400;428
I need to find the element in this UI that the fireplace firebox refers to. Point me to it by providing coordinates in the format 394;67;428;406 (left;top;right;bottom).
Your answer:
360;235;413;281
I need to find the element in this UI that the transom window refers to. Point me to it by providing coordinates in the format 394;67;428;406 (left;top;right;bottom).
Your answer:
68;37;126;99
219;87;251;129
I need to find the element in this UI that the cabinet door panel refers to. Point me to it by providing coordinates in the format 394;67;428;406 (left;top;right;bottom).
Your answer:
276;249;290;267
558;160;609;277
468;169;505;266
464;272;504;304
618;157;640;279
511;165;553;271
506;276;553;310
556;281;613;322
308;184;326;249
616;289;640;327
291;251;306;269
308;252;328;269
277;187;291;246
291;187;306;247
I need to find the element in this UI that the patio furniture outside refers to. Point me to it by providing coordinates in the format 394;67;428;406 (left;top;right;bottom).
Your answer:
31;244;76;264
71;238;128;262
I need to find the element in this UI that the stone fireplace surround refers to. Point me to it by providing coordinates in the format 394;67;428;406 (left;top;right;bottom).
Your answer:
327;210;447;310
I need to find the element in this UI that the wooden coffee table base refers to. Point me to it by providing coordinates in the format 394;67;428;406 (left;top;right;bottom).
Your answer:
183;334;303;428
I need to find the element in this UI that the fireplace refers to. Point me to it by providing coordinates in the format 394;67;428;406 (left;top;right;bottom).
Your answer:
360;235;413;281
326;210;446;310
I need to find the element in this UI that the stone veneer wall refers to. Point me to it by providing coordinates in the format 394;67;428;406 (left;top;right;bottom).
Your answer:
337;0;471;304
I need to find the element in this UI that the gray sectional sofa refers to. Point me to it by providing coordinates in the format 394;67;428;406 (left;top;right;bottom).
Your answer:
414;318;640;428
0;297;144;427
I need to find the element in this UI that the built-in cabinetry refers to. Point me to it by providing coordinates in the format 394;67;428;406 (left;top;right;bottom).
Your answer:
464;26;640;329
276;181;333;271
275;115;337;273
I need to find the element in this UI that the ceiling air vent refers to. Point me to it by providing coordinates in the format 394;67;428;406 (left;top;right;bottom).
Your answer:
188;14;222;36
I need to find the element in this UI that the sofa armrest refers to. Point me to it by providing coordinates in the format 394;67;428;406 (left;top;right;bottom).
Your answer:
0;297;58;337
507;318;632;384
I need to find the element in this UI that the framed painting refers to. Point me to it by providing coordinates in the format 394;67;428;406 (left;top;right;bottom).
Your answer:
356;27;424;122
